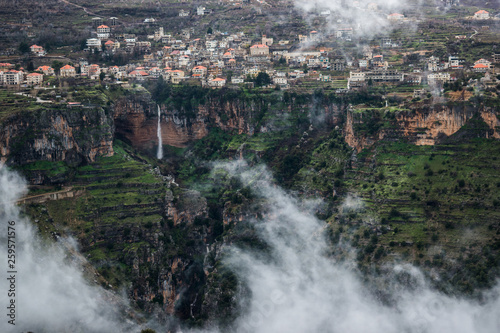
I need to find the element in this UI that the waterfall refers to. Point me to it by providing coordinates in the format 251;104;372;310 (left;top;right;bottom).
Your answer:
157;105;163;159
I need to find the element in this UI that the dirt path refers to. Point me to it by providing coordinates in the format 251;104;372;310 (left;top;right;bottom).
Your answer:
58;0;102;17
17;186;80;205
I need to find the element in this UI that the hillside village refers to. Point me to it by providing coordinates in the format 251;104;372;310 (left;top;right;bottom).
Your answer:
0;2;499;103
1;2;500;331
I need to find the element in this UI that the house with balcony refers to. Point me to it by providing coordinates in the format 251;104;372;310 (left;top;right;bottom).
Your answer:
3;70;23;85
30;45;45;56
27;73;43;85
250;44;269;56
208;77;226;88
97;25;110;40
60;64;76;77
36;66;55;76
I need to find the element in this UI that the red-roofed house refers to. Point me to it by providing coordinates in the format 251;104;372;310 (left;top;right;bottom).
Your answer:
105;40;116;50
88;64;101;78
192;66;207;76
60;64;76;77
128;70;149;80
149;67;161;78
387;13;404;21
473;63;489;72
36;66;55;76
226;58;237;68
250;44;269;56
0;63;14;71
27;72;43;85
474;10;489;20
3;70;23;85
97;25;111;39
208;77;226;88
30;45;45;56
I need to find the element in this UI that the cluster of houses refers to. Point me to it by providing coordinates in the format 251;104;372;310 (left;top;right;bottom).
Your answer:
1;6;497;92
348;53;497;89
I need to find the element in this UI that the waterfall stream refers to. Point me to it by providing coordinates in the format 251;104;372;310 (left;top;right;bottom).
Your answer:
157;105;163;159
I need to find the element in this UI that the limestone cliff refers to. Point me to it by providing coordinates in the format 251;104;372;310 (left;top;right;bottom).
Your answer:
113;93;256;149
0;106;114;166
112;92;345;151
345;103;500;152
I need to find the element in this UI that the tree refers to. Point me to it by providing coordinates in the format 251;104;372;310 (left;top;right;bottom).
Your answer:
51;61;63;75
99;72;106;82
19;42;30;54
207;27;213;34
27;61;34;72
255;71;271;87
152;75;170;103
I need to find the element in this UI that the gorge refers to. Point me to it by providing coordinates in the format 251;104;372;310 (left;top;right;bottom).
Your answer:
0;85;499;332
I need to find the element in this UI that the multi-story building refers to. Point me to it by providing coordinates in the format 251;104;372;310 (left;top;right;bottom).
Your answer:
192;66;207;76
427;72;451;84
250;44;269;56
474;10;489;20
87;38;101;49
97;25;110;40
208;77;226;88
30;45;45;56
3;70;23;85
27;72;43;85
36;66;55;76
60;65;76;77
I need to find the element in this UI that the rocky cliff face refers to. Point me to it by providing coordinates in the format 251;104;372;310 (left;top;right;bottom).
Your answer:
0;106;114;166
113;93;256;150
112;93;345;152
345;104;500;152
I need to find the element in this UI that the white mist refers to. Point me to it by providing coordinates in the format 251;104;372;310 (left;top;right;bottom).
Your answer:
207;161;500;333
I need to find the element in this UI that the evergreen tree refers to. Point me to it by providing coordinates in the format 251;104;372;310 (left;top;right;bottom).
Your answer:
152;76;170;103
255;72;271;87
19;42;29;54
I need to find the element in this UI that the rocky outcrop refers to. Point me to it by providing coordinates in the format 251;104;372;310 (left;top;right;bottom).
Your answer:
0;106;114;165
345;104;499;152
165;188;208;226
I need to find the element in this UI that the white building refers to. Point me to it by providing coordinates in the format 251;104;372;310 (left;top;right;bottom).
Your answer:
474;10;489;20
197;6;205;16
273;76;288;85
250;44;269;56
30;45;45;56
427;72;451;84
60;64;77;77
208;77;226;88
27;72;43;85
2;70;23;85
97;25;110;40
231;76;244;84
87;38;101;49
387;13;405;21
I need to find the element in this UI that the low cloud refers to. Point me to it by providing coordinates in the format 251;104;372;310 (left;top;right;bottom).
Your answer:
205;161;500;333
0;167;134;333
292;0;422;41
